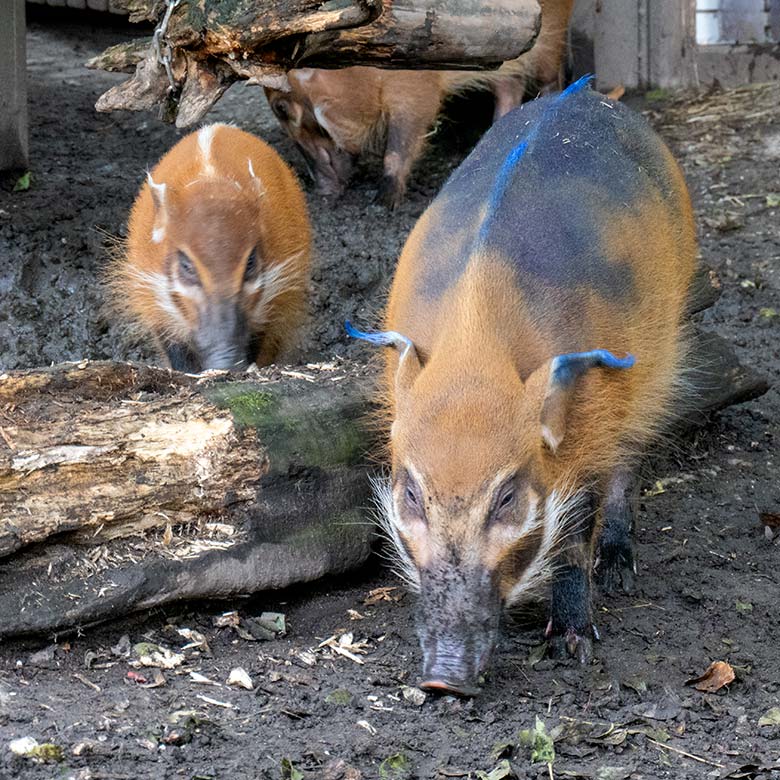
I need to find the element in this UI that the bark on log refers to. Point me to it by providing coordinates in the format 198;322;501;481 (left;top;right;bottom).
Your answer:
0;361;377;638
91;0;541;128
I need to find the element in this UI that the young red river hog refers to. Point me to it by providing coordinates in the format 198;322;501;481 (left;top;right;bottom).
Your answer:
264;0;574;208
108;123;312;372
347;77;696;695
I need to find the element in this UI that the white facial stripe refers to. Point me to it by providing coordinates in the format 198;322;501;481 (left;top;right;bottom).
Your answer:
371;473;421;591
151;227;165;244
198;124;218;177
505;486;583;605
123;268;190;340
246;251;305;326
313;104;336;139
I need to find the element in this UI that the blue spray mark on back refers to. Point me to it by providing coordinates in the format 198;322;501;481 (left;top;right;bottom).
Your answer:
476;74;594;246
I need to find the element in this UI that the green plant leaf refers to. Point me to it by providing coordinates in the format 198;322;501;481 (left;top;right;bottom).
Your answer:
13;172;31;192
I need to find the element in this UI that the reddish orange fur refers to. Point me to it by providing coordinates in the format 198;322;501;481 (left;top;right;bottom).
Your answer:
108;124;312;368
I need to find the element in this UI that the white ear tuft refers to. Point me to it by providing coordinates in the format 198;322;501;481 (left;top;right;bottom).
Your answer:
147;173;167;210
247;158;265;196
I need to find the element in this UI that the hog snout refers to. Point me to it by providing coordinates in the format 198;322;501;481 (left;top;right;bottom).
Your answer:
416;565;500;697
195;301;250;371
419;633;493;697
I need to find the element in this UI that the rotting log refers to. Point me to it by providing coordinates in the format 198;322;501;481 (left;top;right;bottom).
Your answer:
89;0;541;128
0;360;377;638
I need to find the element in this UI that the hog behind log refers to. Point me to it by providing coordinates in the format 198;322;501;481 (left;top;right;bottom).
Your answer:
349;79;698;695
107;123;312;372
265;0;574;208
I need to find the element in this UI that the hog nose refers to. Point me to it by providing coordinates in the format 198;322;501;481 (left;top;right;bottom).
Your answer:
418;676;481;698
419;638;487;698
201;350;248;372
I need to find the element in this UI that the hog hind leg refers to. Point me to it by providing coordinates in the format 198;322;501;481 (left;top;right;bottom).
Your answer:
594;467;637;594
376;98;441;210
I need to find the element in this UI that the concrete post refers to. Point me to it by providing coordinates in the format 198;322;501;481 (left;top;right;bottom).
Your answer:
0;0;28;171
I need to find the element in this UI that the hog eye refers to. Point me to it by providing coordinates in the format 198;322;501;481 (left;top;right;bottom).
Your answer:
402;472;425;517
244;248;258;280
177;252;200;286
273;101;289;121
498;489;515;510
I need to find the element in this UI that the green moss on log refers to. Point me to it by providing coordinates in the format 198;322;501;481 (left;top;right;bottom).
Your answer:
205;383;369;471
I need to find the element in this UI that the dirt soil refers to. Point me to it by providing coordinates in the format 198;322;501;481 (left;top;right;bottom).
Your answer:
1;11;779;780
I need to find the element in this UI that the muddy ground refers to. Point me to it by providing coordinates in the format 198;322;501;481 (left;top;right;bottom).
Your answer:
0;10;779;780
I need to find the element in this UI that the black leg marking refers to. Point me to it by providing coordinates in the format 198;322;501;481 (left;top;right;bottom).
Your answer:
595;468;637;594
547;491;597;664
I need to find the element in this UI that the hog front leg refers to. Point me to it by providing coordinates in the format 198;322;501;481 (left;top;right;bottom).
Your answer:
594;467;637;594
547;491;598;663
377;102;440;210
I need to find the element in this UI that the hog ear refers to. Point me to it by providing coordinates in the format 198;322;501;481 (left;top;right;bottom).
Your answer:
540;349;635;453
247;158;266;197
146;173;168;244
345;321;422;395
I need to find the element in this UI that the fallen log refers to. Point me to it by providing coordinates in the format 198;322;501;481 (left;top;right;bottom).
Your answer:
89;0;541;128
0;360;377;638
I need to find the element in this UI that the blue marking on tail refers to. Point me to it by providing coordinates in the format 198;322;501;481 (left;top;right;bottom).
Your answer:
476;74;596;245
560;73;594;98
345;321;413;354
551;348;635;386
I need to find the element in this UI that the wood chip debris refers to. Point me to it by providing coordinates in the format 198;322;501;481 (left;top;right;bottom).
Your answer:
189;671;220;686
318;632;371;664
196;694;237;709
177;627;211;652
356;720;377;735
131;642;184;669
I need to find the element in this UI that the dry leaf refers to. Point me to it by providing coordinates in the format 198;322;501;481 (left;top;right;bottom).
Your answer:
400;685;426;706
162;524;173;546
363;586;402;606
758;707;780;726
227;667;253;690
686;660;735;692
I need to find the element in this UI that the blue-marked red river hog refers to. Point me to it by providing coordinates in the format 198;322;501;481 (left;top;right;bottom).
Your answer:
108;123;312;372
347;77;697;695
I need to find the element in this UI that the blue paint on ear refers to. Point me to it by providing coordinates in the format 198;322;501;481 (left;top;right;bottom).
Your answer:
551;349;635;386
345;321;413;354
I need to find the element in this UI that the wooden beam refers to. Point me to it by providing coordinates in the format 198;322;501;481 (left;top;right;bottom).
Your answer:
0;0;28;171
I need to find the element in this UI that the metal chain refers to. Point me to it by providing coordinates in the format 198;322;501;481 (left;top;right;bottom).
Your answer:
152;0;181;96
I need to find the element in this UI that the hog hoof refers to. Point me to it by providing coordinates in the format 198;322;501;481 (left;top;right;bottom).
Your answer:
595;541;636;594
547;628;594;664
375;175;404;210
